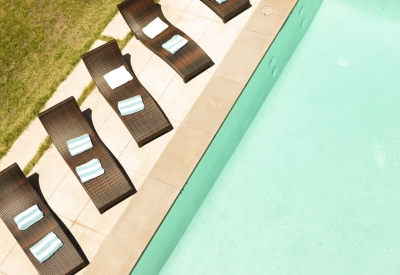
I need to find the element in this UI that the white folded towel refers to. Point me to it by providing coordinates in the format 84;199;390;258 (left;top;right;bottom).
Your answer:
67;134;93;156
103;66;133;89
30;232;63;263
162;35;188;54
142;17;168;39
76;159;104;183
118;95;145;116
14;205;44;230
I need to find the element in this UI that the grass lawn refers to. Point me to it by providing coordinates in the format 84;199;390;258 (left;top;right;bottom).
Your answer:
0;0;125;160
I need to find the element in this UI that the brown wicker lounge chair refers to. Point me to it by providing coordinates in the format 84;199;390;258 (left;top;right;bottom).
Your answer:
200;0;251;23
82;40;173;147
0;163;87;275
117;0;214;83
38;97;135;214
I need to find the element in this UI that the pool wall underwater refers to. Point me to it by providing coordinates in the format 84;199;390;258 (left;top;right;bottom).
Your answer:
130;0;323;274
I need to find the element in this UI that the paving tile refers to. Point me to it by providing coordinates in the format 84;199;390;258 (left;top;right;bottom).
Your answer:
84;238;140;275
162;6;184;25
67;60;94;91
28;145;69;200
2;128;46;170
137;54;177;100
0;220;16;265
0;154;19;173
58;214;74;229
262;0;298;15
97;111;132;158
47;171;90;221
89;40;108;52
224;0;262;28
69;223;106;262
76;195;132;236
76;267;86;275
197;21;241;73
118;119;180;176
175;13;213;42
124;168;146;190
124;37;152;54
101;12;132;40
110;178;179;250
216;30;273;83
79;88;113;132
158;71;213;122
43;81;83;110
0;245;36;275
160;0;192;11
121;47;152;75
148;124;213;190
184;75;245;134
26;118;47;140
185;0;217;20
244;0;288;37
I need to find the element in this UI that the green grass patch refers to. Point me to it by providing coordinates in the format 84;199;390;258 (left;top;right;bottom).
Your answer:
76;81;97;106
22;136;52;175
0;0;124;160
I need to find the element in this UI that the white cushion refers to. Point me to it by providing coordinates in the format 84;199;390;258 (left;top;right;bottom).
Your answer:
103;66;133;89
142;17;168;39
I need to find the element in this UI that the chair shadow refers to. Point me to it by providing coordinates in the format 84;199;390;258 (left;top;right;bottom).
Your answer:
123;53;134;73
28;173;90;271
82;108;137;212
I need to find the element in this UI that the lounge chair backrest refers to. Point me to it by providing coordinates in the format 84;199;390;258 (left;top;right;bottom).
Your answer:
38;97;135;213
0;163;87;275
82;40;127;95
0;164;47;221
82;40;173;147
118;0;162;40
118;0;214;82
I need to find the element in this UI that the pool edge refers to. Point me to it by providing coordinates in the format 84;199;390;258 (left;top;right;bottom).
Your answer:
127;0;323;274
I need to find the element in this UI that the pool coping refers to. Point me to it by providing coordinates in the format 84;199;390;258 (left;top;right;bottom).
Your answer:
82;0;300;274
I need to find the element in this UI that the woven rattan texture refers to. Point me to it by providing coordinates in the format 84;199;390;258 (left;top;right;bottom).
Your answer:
38;97;135;214
82;40;173;147
118;0;214;83
0;163;87;275
200;0;251;23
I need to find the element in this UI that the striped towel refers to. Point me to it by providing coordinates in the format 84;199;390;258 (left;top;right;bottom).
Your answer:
30;232;63;263
67;134;93;156
216;0;227;3
118;95;145;116
76;159;104;183
162;35;188;54
103;66;133;89
142;17;168;39
14;205;44;230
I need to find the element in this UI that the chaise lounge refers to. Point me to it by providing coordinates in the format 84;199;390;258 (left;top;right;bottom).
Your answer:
200;0;251;23
38;97;135;214
82;40;173;147
117;0;214;83
0;163;87;275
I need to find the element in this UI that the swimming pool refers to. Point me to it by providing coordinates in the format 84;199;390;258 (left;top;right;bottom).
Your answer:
132;0;400;273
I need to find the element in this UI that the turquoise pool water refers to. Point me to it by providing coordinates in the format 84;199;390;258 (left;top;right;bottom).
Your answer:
132;0;400;274
132;0;400;275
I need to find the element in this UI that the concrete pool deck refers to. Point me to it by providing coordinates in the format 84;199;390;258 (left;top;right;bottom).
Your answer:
0;0;297;274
